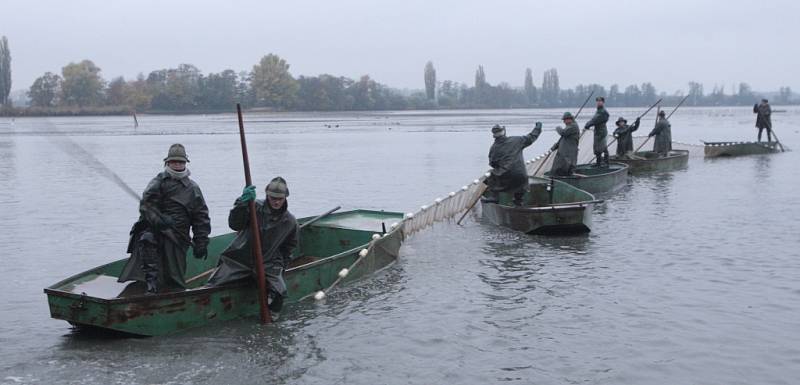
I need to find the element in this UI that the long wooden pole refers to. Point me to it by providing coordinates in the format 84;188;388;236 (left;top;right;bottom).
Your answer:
635;106;660;153
236;103;271;324
531;90;596;177
456;183;488;225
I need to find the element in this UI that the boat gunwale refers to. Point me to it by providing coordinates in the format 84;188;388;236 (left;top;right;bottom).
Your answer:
543;162;629;181
44;213;405;306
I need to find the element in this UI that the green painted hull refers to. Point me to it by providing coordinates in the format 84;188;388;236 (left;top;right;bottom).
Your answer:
543;162;629;195
610;150;689;173
703;141;782;157
44;210;404;336
481;176;596;235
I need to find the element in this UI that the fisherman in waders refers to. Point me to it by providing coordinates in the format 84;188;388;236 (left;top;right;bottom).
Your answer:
612;116;641;158
754;98;772;142
207;177;299;314
118;144;211;294
550;112;581;176
584;96;610;166
648;110;672;157
483;123;542;206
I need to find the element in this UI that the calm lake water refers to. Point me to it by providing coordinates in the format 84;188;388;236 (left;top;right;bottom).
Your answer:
1;107;798;384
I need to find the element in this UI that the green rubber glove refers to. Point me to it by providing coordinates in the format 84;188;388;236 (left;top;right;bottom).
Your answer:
240;185;256;202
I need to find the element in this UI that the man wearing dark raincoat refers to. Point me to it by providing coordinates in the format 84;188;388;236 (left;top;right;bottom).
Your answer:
754;99;772;142
550;112;581;176
207;177;299;313
612;116;640;158
484;123;542;205
648;110;672;156
118;144;211;294
584;96;610;166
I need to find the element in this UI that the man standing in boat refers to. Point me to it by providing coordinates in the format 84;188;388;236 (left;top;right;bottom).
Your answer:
118;144;211;294
550;112;581;176
484;122;542;206
612;116;640;158
584;96;610;167
207;177;299;314
754;98;772;142
648;110;672;157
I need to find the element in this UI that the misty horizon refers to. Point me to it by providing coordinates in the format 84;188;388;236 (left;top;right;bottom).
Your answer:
2;0;798;95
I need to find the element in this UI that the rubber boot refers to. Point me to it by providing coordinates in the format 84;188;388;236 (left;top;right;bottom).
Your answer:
594;155;602;168
602;151;610;167
138;231;159;294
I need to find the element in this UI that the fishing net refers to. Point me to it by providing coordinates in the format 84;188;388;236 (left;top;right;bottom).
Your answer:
400;133;704;236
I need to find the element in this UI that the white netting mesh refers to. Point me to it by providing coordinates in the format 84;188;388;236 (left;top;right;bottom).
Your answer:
400;135;704;236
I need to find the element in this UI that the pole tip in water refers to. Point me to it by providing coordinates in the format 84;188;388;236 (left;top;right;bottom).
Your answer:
314;291;326;301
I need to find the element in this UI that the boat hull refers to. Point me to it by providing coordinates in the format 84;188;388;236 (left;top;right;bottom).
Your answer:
543;162;629;195
703;141;782;157
611;150;689;173
44;210;404;336
481;176;596;235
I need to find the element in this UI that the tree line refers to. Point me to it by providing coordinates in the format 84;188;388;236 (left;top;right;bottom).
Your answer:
0;36;796;115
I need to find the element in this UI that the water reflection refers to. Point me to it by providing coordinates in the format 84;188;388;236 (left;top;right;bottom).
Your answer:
754;154;772;182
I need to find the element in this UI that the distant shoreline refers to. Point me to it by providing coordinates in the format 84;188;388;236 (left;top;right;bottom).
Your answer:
0;104;792;118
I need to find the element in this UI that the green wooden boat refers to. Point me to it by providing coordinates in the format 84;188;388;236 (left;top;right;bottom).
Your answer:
43;209;405;336
610;149;689;173
702;140;783;157
542;162;629;195
481;176;598;235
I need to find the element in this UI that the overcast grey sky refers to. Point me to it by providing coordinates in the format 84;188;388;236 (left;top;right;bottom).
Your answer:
2;0;797;93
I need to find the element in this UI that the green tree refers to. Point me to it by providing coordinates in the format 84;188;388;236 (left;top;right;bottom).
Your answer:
28;72;61;107
424;61;436;100
199;69;238;109
541;68;559;107
250;54;298;109
778;86;793;104
0;36;11;105
688;81;704;106
641;82;657;104
61;60;105;107
475;65;486;88
124;74;152;111
524;68;537;106
106;76;129;106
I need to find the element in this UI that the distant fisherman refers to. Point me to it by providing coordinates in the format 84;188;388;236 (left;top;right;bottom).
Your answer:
485;122;542;206
208;177;299;314
118;144;211;294
584;96;610;167
612;116;640;158
550;112;580;176
648;110;672;157
754;98;772;142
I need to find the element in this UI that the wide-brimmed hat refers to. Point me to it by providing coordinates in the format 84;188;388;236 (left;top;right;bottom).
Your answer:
265;176;289;198
616;117;627;124
163;143;189;162
562;112;574;120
